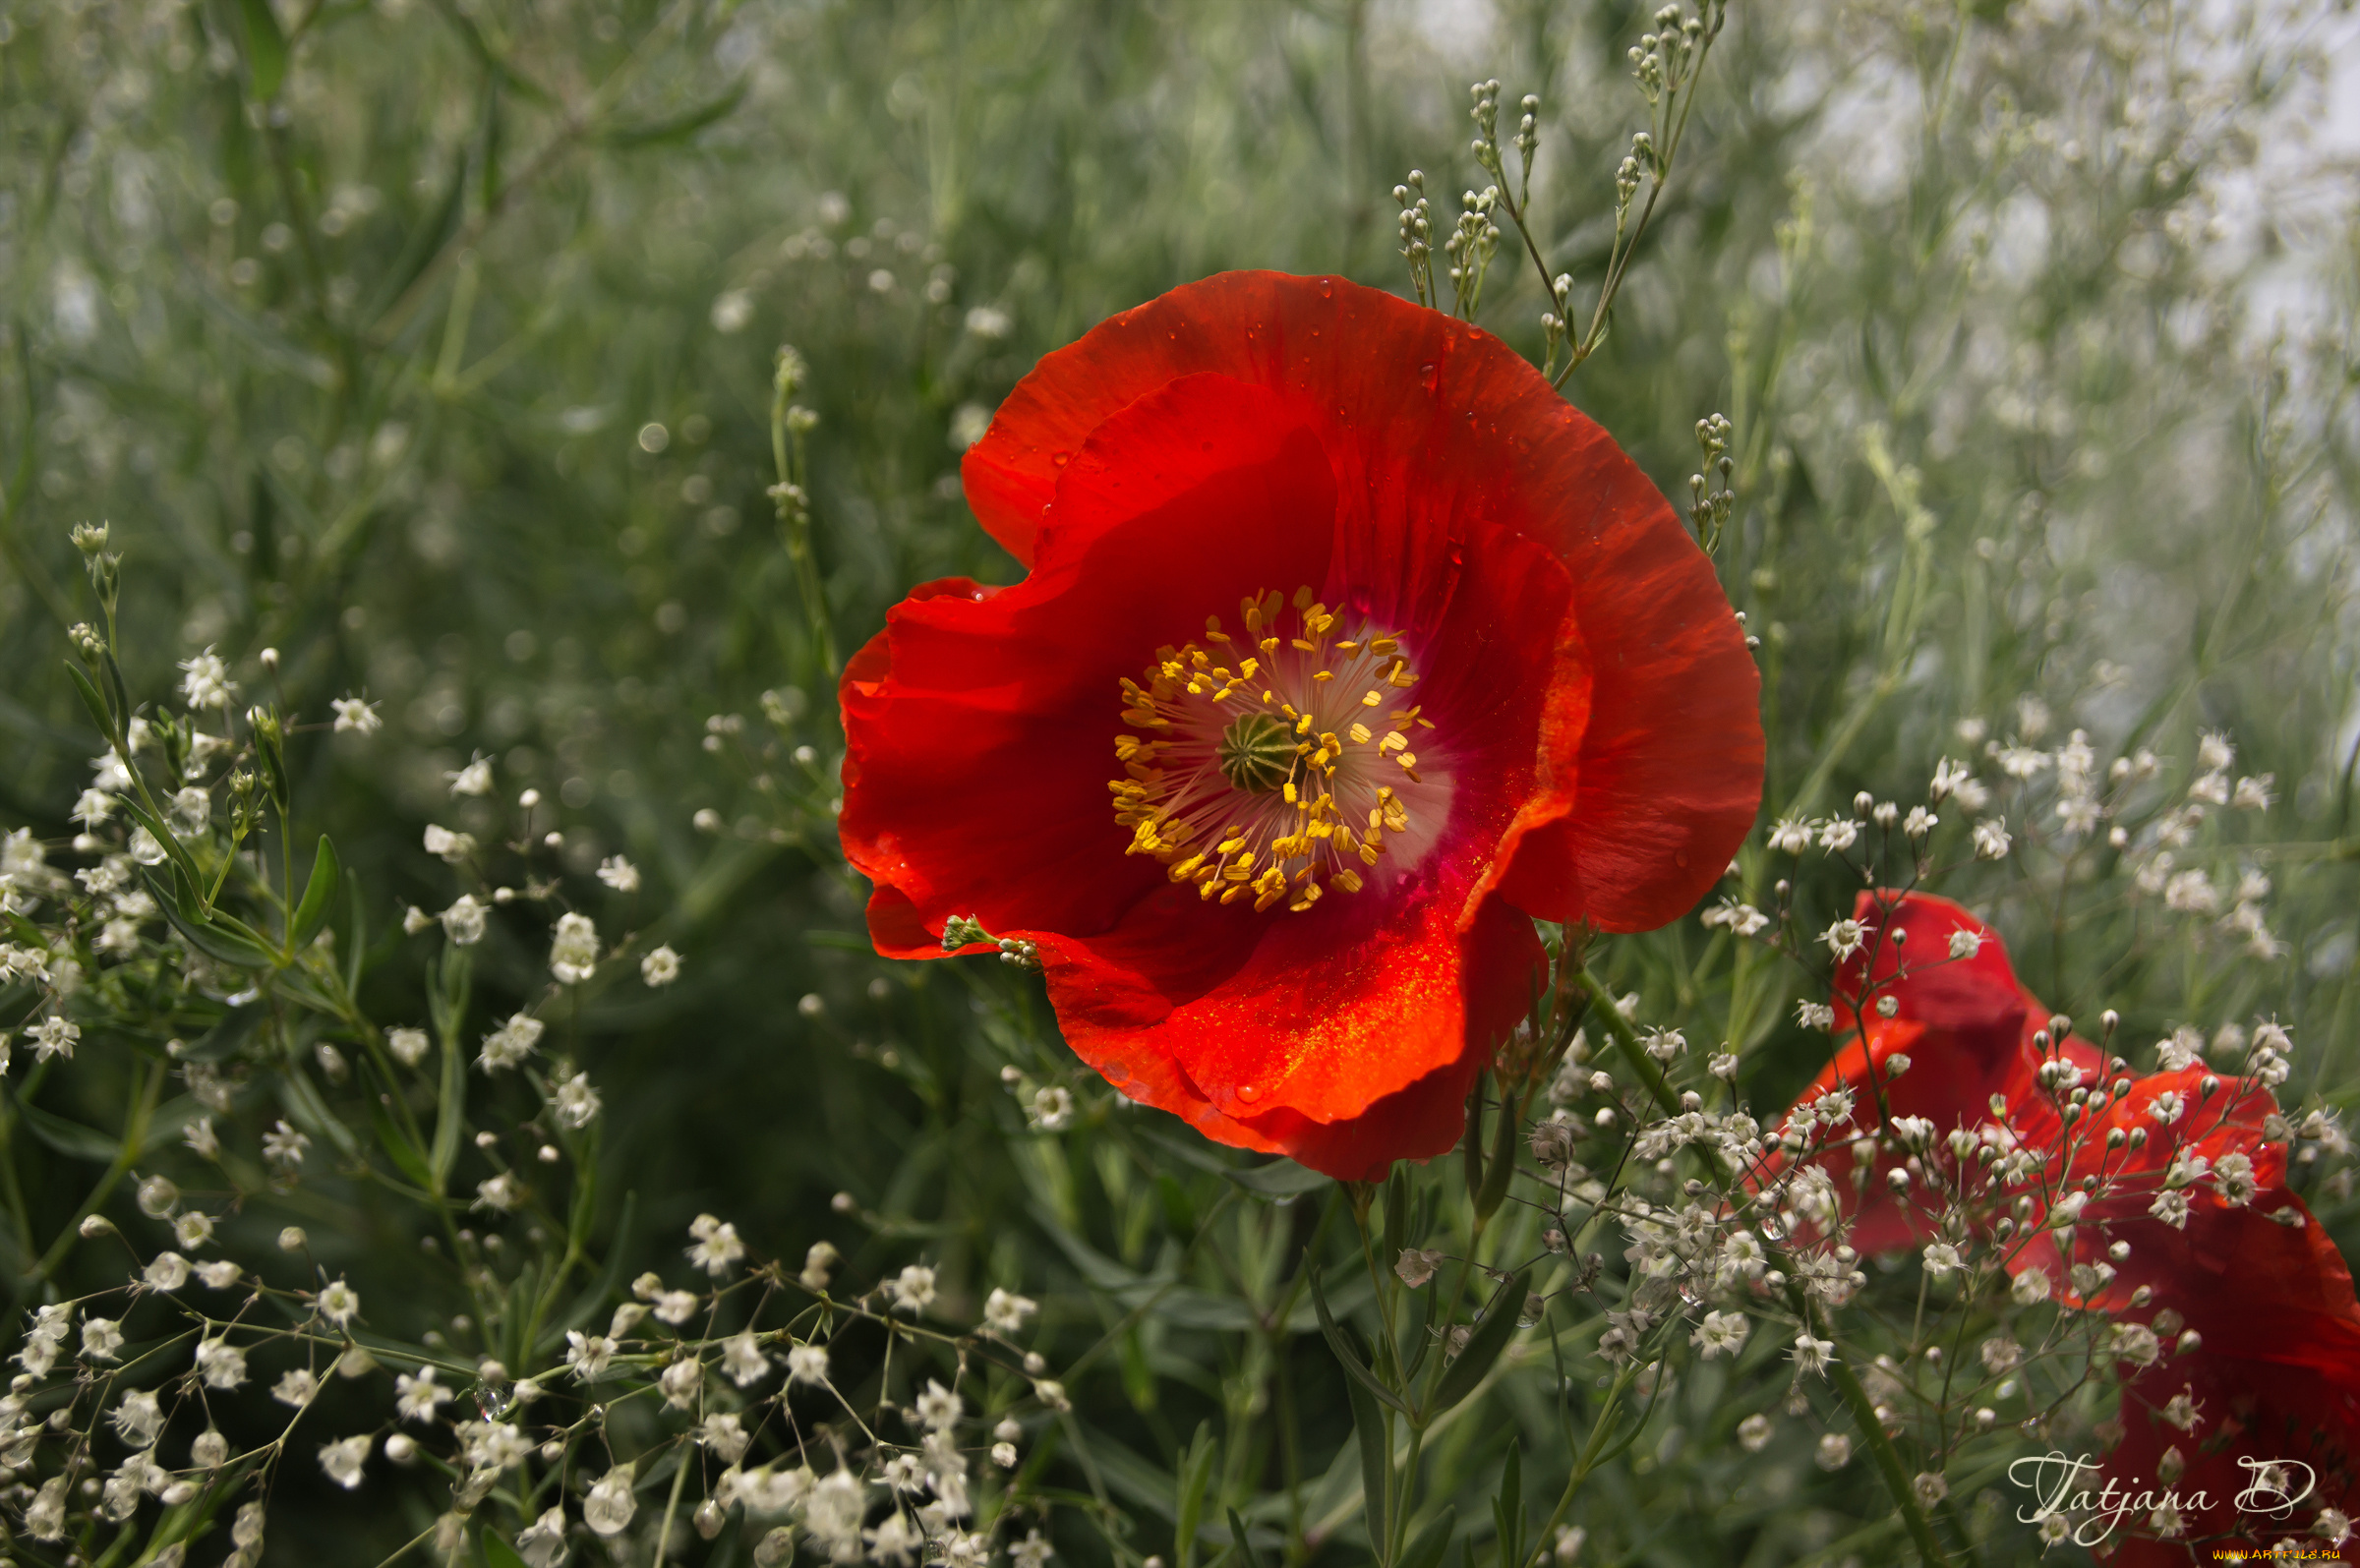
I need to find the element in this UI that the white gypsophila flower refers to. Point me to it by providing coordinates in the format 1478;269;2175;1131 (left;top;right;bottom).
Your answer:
564;1331;617;1382
386;1027;431;1068
915;1378;964;1431
687;1213;746;1276
1980;1337;2024;1373
660;1358;702;1410
330;696;382;735
395;1366;451;1423
273;1368;319;1408
2316;1509;2352;1547
641;944;682;986
81;1316;124;1362
2011;1267;2052;1306
473;1173;523;1212
1817;818;1859;852
319;1433;371;1490
1796;1000;1835;1031
867;1512;923;1566
2163;868;2218;914
179;648;237;710
1902;805;1937;838
889;1263;938;1313
444;753;494;797
263;1120;311;1166
145;1251;191;1291
799;1240;839;1291
1029;1085;1074;1132
30;1016;80;1063
2234;773;2275;811
168;785;211;833
1690;1309;1749;1360
112;1388;165;1445
1815;1432;1853;1472
195;1259;239;1289
1737;1414;1774;1453
1948;928;1982;959
1922;1242;1965;1278
724;1331;772;1387
653;1289;699;1326
2198;730;2234;772
127;825;167;866
1973;818;2011;859
516;1506;569;1568
423;824;477;864
2149;1090;2187;1126
1914;1472;1948;1508
2150;1190;2193;1229
551;1073;602;1130
72;785;117;827
984;1288;1037;1336
549;911;599;984
192;1428;229;1469
2056;793;2101;835
703;1413;751;1465
439;893;487;945
1767;816;1812;853
195;1337;247;1389
2214;1151;2258;1206
1820;919;1864;958
596;855;640;893
174;1211;214;1249
318;1276;360;1327
1790;1334;1834;1378
477;1012;544;1072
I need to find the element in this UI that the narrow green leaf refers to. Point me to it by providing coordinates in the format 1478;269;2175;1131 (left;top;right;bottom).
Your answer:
1473;1075;1521;1222
343;875;367;996
65;661;114;739
1227;1508;1269;1568
1344;1359;1390;1556
1309;1263;1408;1416
1397;1504;1456;1568
1382;1165;1408;1263
368;1095;434;1191
1425;1270;1530;1421
1399;1278;1435;1385
1493;1439;1522;1568
537;1191;636;1356
237;0;288;99
17;1101;121;1163
124;802;204;892
1173;1420;1215;1568
289;835;340;950
1222;1159;1329;1198
595;79;748;148
149;870;275;968
279;1063;359;1160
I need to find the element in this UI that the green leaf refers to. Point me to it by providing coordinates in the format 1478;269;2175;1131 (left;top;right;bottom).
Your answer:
1492;1439;1522;1568
17;1100;120;1163
289;835;340;950
481;1528;530;1568
537;1191;636;1357
1222;1159;1330;1198
1227;1508;1269;1568
1425;1270;1530;1421
65;660;114;739
1173;1420;1215;1568
123;802;205;893
1309;1263;1408;1416
1397;1506;1456;1568
148;870;276;969
595;79;748;148
1344;1356;1390;1557
278;1061;360;1160
237;0;288;99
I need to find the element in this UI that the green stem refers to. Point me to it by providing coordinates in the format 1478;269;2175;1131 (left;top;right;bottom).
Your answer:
1570;962;1956;1567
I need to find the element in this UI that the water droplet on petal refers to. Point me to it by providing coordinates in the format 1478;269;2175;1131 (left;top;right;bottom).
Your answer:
1051;451;1071;468
1319;278;1333;297
1420;363;1440;394
1237;1084;1260;1102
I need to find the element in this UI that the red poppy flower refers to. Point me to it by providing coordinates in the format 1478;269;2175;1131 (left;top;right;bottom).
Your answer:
1763;891;2102;1251
1772;891;2360;1557
840;271;1762;1180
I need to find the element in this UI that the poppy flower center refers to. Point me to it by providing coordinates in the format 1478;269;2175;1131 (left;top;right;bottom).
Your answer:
1109;587;1437;913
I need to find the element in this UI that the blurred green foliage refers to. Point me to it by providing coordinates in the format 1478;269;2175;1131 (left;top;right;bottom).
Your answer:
3;0;2357;1562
